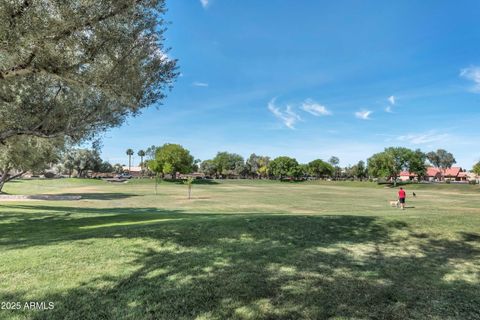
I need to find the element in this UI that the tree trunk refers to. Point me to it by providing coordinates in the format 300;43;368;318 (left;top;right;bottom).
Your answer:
0;172;8;193
0;170;26;193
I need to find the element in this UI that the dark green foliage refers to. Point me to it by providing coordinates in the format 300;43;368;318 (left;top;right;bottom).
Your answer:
62;148;103;178
473;161;480;176
149;143;194;177
268;156;299;179
212;152;245;177
307;159;334;178
368;147;427;185
200;159;218;177
427;149;456;171
0;0;177;143
0;136;63;191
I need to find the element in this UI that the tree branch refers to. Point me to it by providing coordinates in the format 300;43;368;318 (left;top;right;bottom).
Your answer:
1;0;141;79
5;171;27;182
49;1;142;42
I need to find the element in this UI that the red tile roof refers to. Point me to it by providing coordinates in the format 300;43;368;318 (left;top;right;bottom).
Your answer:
443;167;461;177
426;167;462;177
399;171;417;177
427;167;440;177
400;167;463;177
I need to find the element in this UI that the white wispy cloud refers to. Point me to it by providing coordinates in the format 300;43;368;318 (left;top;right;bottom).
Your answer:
355;110;372;120
385;106;394;113
200;0;209;8
388;95;396;105
460;66;480;92
268;99;301;129
396;130;450;145
192;81;209;87
301;99;332;116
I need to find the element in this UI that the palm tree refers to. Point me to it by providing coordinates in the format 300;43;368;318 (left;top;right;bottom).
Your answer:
126;149;134;172
138;150;146;169
138;150;146;176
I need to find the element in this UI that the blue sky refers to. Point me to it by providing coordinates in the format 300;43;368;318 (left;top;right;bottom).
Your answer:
101;0;480;168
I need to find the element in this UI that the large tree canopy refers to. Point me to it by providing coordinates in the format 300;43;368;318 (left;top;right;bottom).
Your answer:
0;0;177;143
426;149;456;171
149;143;194;178
268;156;300;180
212;152;245;177
245;153;270;178
61;148;103;178
367;147;426;186
307;159;334;178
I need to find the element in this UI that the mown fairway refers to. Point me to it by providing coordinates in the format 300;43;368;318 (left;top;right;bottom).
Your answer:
0;179;479;320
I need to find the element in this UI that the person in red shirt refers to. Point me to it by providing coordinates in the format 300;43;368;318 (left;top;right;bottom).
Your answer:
398;187;406;210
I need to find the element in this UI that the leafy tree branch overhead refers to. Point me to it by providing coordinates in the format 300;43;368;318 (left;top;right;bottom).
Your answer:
0;0;178;144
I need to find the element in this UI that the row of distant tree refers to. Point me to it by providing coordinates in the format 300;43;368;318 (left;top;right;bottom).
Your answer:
125;144;478;185
0;140;476;193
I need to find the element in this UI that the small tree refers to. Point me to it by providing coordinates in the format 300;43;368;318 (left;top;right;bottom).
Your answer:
185;176;194;199
148;160;162;195
138;150;146;173
472;161;480;176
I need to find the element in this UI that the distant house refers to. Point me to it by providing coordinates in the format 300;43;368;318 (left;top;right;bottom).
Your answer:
399;171;418;182
426;167;442;181
427;167;467;182
399;167;468;182
122;166;143;177
427;167;467;181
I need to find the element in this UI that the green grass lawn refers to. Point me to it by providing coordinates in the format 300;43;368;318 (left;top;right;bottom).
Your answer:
0;179;479;319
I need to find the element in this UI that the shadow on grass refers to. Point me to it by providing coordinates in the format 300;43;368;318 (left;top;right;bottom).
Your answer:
0;192;138;200
159;179;220;185
0;205;479;319
56;192;140;200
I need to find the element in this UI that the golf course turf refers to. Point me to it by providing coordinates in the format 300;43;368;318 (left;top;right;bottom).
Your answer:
0;179;479;319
